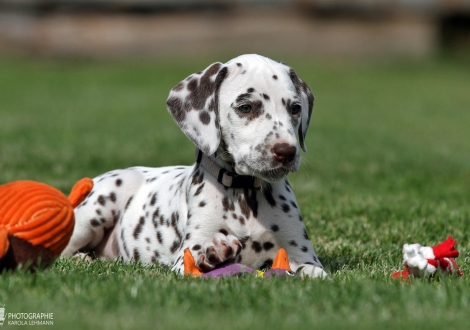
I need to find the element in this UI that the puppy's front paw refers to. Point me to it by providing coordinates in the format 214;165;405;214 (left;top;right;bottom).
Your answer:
297;264;328;279
196;233;242;272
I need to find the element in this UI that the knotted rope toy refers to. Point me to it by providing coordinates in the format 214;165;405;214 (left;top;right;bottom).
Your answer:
391;236;463;280
184;247;295;278
0;178;93;271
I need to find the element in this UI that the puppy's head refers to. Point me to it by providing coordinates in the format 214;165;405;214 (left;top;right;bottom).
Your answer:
166;54;314;183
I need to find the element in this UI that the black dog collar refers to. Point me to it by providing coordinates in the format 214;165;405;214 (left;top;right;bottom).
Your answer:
195;149;261;189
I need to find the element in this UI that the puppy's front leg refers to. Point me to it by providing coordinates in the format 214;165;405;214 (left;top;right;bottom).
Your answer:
172;231;242;274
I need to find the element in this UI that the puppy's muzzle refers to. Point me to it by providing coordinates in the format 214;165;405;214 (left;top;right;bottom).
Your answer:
272;143;297;164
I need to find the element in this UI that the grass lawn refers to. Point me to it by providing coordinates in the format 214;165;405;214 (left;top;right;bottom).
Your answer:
0;55;469;329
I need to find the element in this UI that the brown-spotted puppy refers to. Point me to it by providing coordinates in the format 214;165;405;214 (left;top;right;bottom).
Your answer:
62;54;327;278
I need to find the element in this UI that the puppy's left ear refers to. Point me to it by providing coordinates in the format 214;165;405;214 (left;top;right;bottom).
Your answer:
288;69;314;152
166;63;228;155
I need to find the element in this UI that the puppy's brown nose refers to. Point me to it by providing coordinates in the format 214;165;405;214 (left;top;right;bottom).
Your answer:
272;143;297;163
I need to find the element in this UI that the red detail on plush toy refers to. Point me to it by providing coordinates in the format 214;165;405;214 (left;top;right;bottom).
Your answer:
427;259;438;268
391;266;410;280
391;236;463;280
0;178;93;271
432;236;459;259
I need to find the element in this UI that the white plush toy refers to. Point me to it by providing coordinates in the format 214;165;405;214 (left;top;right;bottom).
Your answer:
392;236;463;280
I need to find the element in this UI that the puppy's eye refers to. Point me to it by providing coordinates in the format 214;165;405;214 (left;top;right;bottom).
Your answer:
291;104;302;116
238;104;252;113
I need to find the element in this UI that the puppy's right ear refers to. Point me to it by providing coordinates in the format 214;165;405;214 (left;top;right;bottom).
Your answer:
166;63;228;156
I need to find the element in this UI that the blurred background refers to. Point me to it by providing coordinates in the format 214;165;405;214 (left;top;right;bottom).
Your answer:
0;0;470;59
0;0;469;197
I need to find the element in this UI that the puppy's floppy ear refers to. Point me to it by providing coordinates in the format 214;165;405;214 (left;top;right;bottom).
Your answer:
288;68;314;152
166;62;228;155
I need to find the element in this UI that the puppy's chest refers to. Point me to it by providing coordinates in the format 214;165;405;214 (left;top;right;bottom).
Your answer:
211;188;282;268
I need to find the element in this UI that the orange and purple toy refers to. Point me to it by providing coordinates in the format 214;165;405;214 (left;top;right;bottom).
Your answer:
184;247;295;278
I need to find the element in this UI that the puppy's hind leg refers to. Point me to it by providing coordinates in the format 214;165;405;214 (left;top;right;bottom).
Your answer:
62;169;144;257
61;201;109;257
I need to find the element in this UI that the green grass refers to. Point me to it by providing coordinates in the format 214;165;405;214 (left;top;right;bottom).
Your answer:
0;55;469;329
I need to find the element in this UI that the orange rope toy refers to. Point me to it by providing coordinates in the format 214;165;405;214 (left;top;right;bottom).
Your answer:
0;178;93;271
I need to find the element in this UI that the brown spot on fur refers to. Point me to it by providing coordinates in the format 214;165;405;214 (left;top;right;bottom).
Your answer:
166;97;186;122
219;228;229;235
194;183;205;196
133;249;140;261
172;82;184;91
187;63;222;110
251;241;262;253
263;242;274;251
97;195;106;206
238;188;258;218
222;197;235;212
262;183;276;207
199;111;211;125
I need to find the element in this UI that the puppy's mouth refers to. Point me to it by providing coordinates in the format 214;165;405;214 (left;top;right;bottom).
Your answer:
234;163;293;183
228;153;300;183
259;166;291;182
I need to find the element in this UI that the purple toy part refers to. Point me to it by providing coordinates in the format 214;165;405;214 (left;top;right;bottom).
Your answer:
200;263;296;278
264;268;296;278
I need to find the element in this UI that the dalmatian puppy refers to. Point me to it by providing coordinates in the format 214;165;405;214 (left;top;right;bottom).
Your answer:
62;54;327;278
